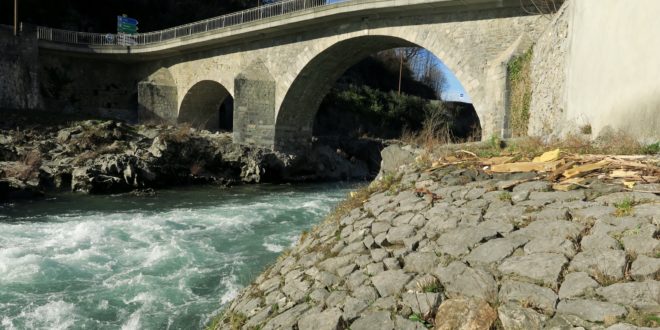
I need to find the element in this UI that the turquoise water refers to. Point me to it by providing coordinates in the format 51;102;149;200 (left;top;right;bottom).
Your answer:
0;183;355;329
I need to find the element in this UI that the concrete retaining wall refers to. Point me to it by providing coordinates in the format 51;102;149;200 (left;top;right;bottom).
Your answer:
0;27;41;111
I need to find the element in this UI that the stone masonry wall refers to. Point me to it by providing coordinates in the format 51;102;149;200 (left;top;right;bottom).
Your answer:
528;1;572;137
0;27;41;111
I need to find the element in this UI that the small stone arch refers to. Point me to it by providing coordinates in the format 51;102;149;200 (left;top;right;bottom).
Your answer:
274;35;481;152
178;80;233;131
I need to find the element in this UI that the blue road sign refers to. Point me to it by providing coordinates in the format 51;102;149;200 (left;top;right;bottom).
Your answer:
118;17;139;26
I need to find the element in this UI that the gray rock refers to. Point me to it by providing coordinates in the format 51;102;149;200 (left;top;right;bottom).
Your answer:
371;248;389;262
371;270;412;297
513;181;552;193
355;255;372;268
352;286;379;304
342;296;369;320
580;234;622;251
556;299;627;322
298;308;344;330
596;281;660;309
325;290;348;308
621;235;659;257
631;255;660;281
606;324;658;330
498;253;568;289
595;192;660;206
340;242;367;256
558;272;599;299
372;222;392;235
465;238;516;266
514;220;584;241
498;280;558;315
318;254;357;274
529;191;585;202
435;226;498;257
401;292;442;315
309;288;329;304
569;250;627;282
244;305;272;329
370;296;397;312
366;262;385;276
350;311;395;330
422;214;459;236
392;213;415;226
346;271;369;292
434;261;497;302
386;225;415;244
394;315;427;330
262;302;310;330
497;303;547;330
337;264;357;277
523;236;577;258
403;252;439;274
383;257;401;270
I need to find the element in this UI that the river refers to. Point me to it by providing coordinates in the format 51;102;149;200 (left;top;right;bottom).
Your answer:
0;183;355;329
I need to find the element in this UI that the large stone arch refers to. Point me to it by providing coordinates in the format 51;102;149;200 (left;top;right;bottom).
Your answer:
178;80;233;131
273;34;481;151
138;67;178;124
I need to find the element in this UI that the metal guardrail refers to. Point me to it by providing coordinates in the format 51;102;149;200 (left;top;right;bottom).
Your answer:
36;0;348;46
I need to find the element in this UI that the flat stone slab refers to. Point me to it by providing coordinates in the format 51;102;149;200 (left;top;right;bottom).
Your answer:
435;261;497;302
596;281;660;309
498;253;568;289
298;308;344;330
523;236;577;258
558;272;600;299
465;238;515;266
350;311;394;330
631;255;660;281
569;249;627;282
403;252;440;274
497;303;547;330
434;297;497;330
371;270;412;298
556;299;627;322
498;280;558;315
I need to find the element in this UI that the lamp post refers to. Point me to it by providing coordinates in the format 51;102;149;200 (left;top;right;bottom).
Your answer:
13;0;18;36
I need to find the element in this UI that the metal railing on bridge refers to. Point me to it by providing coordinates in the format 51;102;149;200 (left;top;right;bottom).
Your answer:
36;0;349;46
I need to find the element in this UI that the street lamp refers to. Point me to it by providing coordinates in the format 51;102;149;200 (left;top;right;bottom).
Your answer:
13;0;18;36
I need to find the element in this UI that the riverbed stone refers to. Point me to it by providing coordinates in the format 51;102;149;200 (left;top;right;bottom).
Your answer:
523;236;577;258
580;234;621;251
558;272;599;299
350;311;394;330
630;255;660;281
298;308;344;330
498;253;567;288
434;261;497;302
465;238;515;266
621;235;659;257
262;302;311;330
371;270;412;297
386;224;415;244
401;292;442;315
342;296;369;320
596;281;660;309
569;250;627;282
403;252;439;274
556;299;627;322
498;280;558;315
318;254;357;274
434;298;497;330
497;303;547;330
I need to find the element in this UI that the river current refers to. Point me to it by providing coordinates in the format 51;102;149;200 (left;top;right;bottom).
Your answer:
0;183;354;329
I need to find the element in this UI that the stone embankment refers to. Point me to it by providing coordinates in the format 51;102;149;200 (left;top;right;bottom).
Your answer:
0;120;381;200
219;145;660;330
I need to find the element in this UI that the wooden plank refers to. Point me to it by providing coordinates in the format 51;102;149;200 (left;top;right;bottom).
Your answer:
491;160;563;173
533;149;561;163
562;160;609;178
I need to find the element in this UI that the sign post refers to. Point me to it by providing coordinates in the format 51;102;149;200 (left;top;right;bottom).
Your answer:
13;0;18;36
117;15;139;46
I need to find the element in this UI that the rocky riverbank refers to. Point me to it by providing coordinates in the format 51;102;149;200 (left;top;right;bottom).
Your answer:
0;119;383;200
216;145;660;330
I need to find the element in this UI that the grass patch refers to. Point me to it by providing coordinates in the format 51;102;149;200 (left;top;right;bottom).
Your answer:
416;277;440;293
498;192;512;202
613;198;634;217
408;313;433;328
205;311;247;330
507;48;533;137
625;309;660;328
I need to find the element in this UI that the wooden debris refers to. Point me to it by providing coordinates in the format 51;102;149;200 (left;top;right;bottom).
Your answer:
553;178;586;191
562;160;610;179
491;160;563;173
481;156;515;166
533;149;561;163
415;188;442;202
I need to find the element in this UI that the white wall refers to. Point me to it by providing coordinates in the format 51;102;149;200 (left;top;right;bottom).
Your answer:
566;0;660;141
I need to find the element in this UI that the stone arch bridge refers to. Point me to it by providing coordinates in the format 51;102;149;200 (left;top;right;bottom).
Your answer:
35;0;549;151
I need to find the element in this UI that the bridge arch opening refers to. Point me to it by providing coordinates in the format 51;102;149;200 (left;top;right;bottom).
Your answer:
178;80;234;132
274;35;480;151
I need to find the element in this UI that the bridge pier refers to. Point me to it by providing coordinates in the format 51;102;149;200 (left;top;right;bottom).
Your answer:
233;62;277;148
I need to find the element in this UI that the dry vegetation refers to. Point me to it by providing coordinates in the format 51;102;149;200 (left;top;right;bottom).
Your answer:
507;49;533;137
